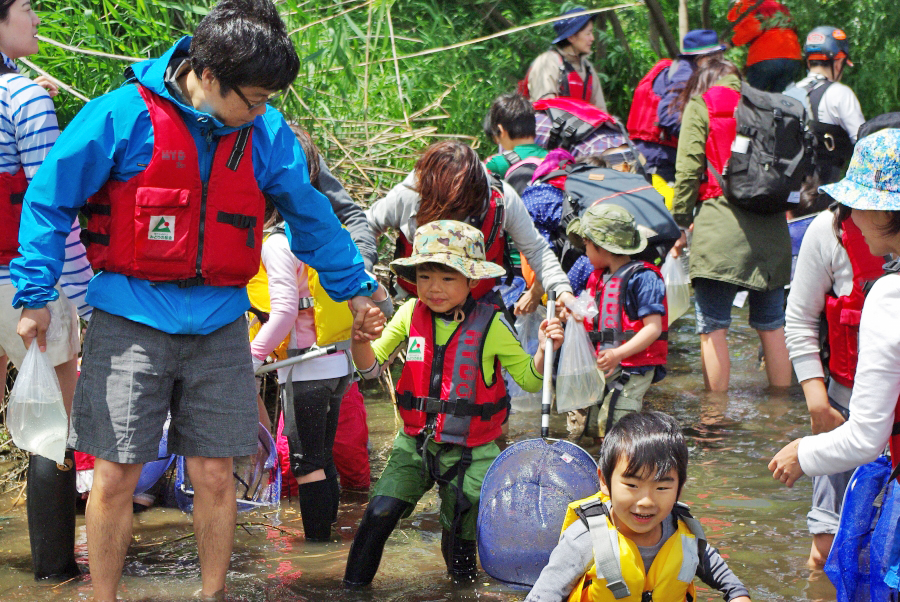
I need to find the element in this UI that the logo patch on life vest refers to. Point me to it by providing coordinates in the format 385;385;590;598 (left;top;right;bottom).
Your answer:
148;216;175;241
407;337;425;362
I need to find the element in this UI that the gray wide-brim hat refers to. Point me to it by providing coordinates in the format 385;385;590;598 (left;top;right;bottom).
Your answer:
566;203;649;255
390;220;507;284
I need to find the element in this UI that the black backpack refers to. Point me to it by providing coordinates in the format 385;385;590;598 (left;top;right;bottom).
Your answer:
710;84;814;215
545;164;681;270
858;112;900;140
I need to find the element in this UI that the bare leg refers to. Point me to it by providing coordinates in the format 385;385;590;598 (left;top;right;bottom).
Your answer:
86;459;143;602
54;356;79;417
759;327;792;388
1;355;7;398
255;394;271;435
185;456;236;598
808;534;834;570
699;329;730;392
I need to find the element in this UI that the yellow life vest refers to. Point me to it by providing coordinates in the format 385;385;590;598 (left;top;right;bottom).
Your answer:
246;229;353;361
561;492;704;602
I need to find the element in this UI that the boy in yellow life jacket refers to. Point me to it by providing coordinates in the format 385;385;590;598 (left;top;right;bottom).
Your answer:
527;412;751;602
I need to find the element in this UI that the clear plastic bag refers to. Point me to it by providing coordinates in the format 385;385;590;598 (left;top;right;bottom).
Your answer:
506;306;546;412
661;254;690;327
556;292;605;413
7;344;68;464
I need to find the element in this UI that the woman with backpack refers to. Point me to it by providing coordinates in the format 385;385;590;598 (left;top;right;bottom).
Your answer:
522;6;607;111
670;58;792;392
367;140;575;314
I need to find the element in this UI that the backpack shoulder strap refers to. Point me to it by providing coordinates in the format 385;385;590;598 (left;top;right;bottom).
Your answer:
575;501;632;600
807;80;834;125
502;149;523;168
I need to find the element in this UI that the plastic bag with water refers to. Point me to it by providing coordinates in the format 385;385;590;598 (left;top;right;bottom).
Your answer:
661;254;690;327
7;344;68;464
556;292;605;413
506;306;546;412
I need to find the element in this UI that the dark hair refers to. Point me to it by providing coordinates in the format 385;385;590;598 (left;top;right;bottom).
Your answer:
793;174;833;219
0;0;15;21
190;0;300;94
486;93;536;141
414;140;490;226
672;58;741;117
834;201;900;240
599;411;689;496
417;261;464;275
264;126;322;229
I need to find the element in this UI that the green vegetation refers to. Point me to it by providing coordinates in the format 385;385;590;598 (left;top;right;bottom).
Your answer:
24;0;900;203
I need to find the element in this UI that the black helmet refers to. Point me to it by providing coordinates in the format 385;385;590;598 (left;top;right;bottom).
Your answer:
804;26;853;65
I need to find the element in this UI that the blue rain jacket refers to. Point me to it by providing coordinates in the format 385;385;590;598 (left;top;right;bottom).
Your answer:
11;37;374;334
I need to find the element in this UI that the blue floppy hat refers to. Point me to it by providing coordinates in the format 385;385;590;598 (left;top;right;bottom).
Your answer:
820;129;900;210
552;7;595;45
680;29;727;56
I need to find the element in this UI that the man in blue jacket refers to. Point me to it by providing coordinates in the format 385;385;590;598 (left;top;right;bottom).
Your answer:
11;1;384;600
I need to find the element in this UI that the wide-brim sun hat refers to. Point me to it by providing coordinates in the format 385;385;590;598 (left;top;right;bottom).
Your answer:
566;203;648;255
680;29;727;56
390;220;507;284
552;7;594;45
819;129;900;211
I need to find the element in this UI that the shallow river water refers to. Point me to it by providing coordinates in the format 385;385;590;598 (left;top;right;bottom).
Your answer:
0;307;839;601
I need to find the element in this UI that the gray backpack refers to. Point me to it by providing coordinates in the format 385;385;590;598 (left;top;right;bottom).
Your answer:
710;84;814;214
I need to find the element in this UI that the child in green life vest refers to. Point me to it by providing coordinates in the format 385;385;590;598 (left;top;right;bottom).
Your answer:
484;92;549;195
343;219;564;586
527;411;751;602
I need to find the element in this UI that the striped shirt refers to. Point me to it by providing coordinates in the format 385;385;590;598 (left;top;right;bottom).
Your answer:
0;63;92;317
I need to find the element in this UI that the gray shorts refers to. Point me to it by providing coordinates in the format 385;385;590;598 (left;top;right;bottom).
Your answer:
70;310;258;463
808;469;854;535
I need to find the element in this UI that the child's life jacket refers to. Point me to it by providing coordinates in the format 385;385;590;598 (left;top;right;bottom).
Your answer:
0;168;27;264
825;218;885;388
82;85;265;287
394;182;506;300
626;60;678;149
584;261;668;367
395;298;510;448
561;492;706;602
246;228;353;361
699;86;740;202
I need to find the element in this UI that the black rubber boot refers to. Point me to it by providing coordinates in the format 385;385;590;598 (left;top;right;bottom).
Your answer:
297;479;334;542
343;495;412;587
325;463;341;524
441;529;477;583
27;450;80;581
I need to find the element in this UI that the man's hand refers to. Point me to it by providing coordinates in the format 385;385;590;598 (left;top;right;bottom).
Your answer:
514;284;541;316
671;230;688;258
349;295;385;341
18;307;51;351
555;291;575;320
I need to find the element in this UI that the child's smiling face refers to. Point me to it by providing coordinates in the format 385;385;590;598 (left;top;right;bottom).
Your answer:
601;455;680;547
415;266;476;314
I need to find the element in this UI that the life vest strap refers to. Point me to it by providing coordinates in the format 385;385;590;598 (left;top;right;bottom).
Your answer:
10;191;23;205
585;512;631;600
80;230;110;246
216;211;258;248
81;202;111;218
396;391;509;420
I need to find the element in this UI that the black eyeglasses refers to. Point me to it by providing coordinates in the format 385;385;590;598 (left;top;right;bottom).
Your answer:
232;86;283;111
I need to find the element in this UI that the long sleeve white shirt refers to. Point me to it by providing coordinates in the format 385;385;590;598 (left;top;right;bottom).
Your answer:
798;273;900;476
784;210;854;403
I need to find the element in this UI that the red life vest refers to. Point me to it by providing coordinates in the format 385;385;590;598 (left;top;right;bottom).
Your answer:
699;86;740;202
395;299;509;447
82;85;264;287
518;49;594;102
394;184;506;300
626;60;678;148
0;168;28;264
585;261;668;367
825;218;886;388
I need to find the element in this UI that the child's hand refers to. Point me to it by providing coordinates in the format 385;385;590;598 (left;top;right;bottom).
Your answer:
538;317;564;351
596;348;621;378
34;75;59;97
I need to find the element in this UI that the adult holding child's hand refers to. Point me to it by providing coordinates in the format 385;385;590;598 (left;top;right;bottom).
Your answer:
770;129;900;488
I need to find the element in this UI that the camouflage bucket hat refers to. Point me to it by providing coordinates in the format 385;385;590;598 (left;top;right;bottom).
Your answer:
566;203;648;255
390;220;507;284
820;129;900;210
